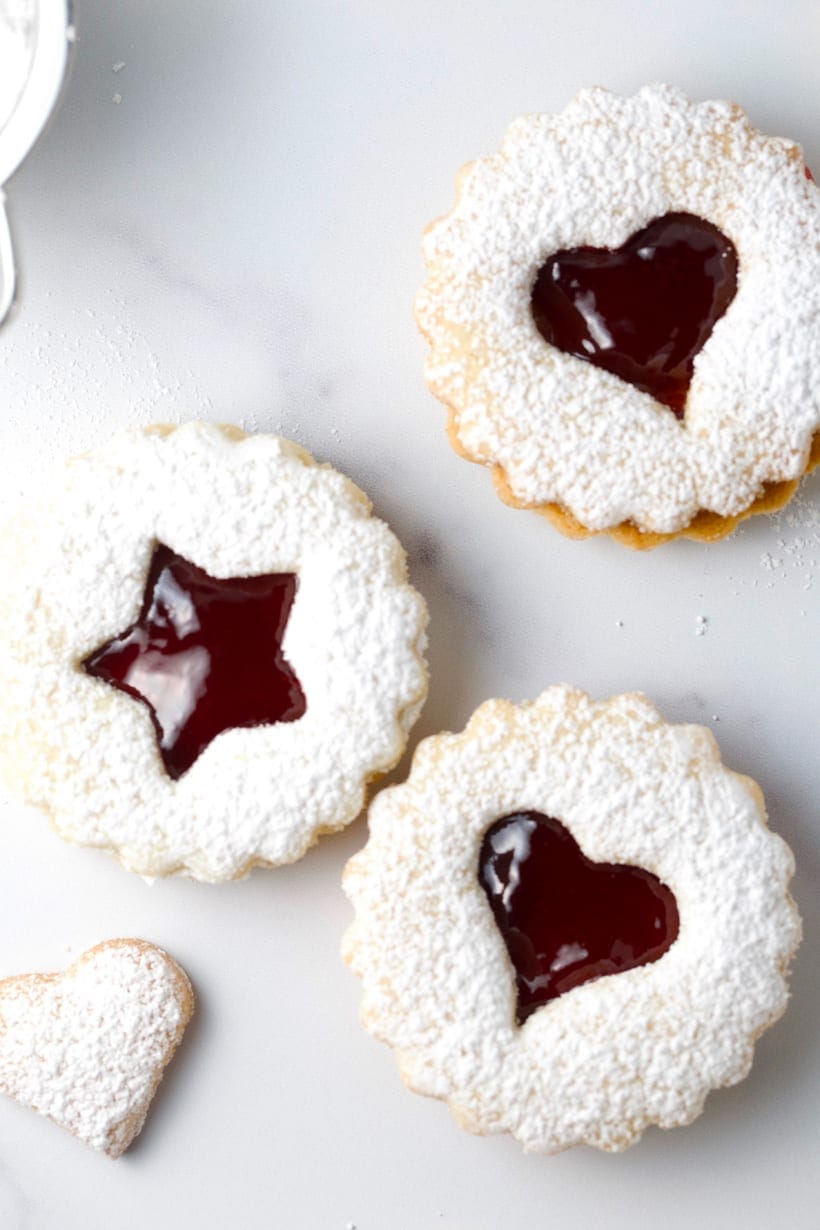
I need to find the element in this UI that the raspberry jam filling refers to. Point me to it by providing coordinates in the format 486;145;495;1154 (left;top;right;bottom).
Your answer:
530;212;738;416
478;811;679;1024
83;544;306;779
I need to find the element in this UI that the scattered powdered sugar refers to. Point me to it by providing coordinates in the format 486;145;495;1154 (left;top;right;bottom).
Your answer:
0;423;429;882
762;488;820;591
416;85;820;534
0;1;35;132
343;687;800;1153
0;940;193;1157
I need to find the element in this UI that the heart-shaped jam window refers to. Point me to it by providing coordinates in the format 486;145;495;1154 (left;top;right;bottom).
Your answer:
530;212;738;416
478;812;679;1024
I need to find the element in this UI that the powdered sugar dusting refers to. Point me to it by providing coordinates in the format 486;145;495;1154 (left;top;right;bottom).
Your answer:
343;687;800;1153
0;940;193;1157
416;85;820;534
764;487;820;591
0;423;428;882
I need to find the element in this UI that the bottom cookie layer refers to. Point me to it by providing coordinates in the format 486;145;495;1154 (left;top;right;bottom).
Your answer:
484;429;820;549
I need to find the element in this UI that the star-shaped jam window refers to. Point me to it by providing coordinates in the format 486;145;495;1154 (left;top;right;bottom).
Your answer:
83;544;306;779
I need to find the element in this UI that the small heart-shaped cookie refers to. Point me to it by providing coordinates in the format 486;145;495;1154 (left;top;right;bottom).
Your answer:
0;939;194;1157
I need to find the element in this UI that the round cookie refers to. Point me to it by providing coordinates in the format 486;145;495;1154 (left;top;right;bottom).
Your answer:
343;687;800;1152
415;84;820;546
0;422;428;882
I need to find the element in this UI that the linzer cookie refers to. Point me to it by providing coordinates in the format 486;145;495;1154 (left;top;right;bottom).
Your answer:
415;85;820;546
0;940;193;1157
343;687;801;1152
0;422;428;882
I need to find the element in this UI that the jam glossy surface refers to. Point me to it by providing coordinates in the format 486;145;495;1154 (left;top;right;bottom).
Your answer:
83;544;306;779
530;212;738;416
478;812;679;1024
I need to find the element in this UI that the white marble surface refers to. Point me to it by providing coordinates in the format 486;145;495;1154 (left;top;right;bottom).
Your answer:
0;2;818;1227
